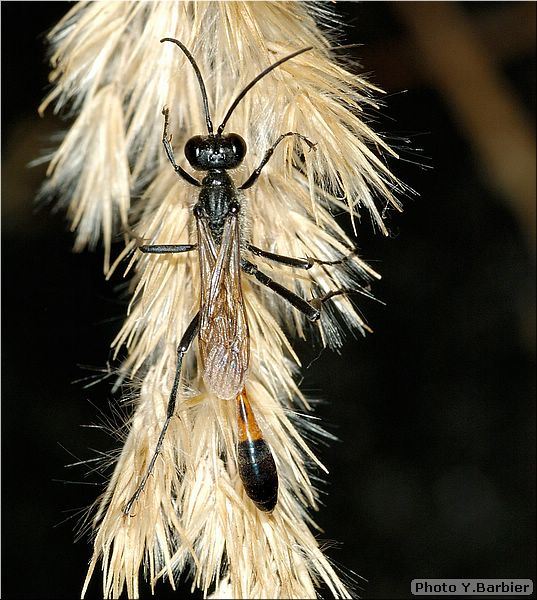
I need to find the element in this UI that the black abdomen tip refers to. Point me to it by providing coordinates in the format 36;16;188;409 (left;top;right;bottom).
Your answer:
237;439;278;512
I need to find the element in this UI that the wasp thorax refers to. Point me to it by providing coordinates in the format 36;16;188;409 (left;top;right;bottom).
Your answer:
185;133;246;171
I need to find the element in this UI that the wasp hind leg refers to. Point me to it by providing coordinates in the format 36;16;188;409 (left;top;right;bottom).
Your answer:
241;259;320;321
241;259;377;322
124;312;200;516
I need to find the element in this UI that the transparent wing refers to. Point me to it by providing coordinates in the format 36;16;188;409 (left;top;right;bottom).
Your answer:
197;215;250;400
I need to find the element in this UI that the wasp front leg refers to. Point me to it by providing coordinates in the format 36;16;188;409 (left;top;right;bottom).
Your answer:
161;107;201;187
239;132;316;190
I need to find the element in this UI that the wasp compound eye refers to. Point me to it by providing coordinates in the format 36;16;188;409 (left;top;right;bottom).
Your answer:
184;135;206;170
223;133;247;165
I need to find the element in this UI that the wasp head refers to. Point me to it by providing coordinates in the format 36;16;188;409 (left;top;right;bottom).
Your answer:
185;134;246;171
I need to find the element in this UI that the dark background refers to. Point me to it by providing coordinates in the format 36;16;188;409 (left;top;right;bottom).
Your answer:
2;2;535;599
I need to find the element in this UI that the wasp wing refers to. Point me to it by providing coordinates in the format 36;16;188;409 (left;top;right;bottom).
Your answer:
197;215;249;400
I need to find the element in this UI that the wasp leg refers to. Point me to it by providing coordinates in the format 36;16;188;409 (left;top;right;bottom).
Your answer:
139;244;197;254
242;259;380;322
247;243;358;270
241;259;320;322
239;132;316;190
124;312;200;516
310;285;381;308
161;107;201;187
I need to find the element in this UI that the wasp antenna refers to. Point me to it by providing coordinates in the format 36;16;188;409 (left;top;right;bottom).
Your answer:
217;46;313;135
161;37;214;135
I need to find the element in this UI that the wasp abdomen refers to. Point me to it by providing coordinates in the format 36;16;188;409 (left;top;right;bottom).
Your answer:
236;391;278;512
237;438;278;512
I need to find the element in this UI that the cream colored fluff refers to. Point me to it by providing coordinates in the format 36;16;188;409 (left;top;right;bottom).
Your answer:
40;2;402;598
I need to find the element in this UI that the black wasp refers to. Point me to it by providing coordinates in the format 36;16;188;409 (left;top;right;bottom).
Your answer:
124;38;358;515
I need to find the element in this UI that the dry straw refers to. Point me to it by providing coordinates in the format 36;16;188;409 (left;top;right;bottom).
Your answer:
40;2;403;598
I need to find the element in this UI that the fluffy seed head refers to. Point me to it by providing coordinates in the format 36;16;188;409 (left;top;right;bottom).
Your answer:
39;2;403;598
